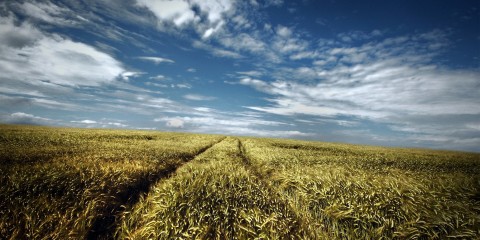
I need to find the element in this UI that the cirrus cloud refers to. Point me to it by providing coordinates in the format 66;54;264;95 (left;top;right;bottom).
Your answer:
137;56;175;64
239;30;480;150
183;94;216;101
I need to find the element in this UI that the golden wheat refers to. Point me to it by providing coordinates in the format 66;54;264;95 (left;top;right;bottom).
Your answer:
0;125;222;239
117;137;315;239
1;125;479;239
241;137;480;239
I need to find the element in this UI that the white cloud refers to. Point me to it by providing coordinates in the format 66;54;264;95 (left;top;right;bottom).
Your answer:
466;123;480;131
107;122;128;127
136;0;233;37
295;67;318;80
204;21;312;63
187;68;197;72
31;97;83;111
213;47;244;58
289;51;317;60
336;30;384;43
252;25;314;61
239;78;272;93
94;41;120;54
203;28;216;38
0;16;124;87
231;15;252;29
194;107;213;112
165;118;185;128
239;31;480;148
11;1;79;26
135;0;195;26
0;7;189;117
145;82;168;88
155;115;286;128
16;1;77;26
82;120;97;124
0;15;43;49
192;0;233;23
316;118;359;127
192;40;243;59
71;119;128;128
175;83;192;89
246;99;342;117
265;0;284;7
219;33;266;53
137;56;175;64
157;116;307;137
242;68;480;118
175;116;311;137
149;75;167;80
183;94;216;101
1;112;52;125
276;25;292;38
202;126;312;137
191;0;233;37
121;71;145;81
19;1;59;20
237;70;263;77
144;83;191;89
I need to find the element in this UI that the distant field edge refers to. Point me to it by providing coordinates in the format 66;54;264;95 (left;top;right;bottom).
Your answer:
1;123;479;154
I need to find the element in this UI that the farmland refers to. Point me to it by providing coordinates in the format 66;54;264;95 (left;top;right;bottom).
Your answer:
1;124;479;239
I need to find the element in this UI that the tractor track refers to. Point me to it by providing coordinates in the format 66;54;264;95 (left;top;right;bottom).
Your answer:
87;137;226;240
236;138;313;238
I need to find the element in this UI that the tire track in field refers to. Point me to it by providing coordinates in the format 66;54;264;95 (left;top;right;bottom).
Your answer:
236;138;315;238
88;137;226;240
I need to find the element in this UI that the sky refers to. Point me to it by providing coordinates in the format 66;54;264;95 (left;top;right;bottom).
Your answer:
0;0;479;152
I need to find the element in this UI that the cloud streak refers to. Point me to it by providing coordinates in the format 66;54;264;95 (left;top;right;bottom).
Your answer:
137;56;175;64
183;94;216;101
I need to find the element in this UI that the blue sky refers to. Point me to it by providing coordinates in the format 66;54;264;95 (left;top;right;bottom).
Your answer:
1;0;479;152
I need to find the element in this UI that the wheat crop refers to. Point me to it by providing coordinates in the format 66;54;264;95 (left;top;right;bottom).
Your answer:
1;125;479;239
0;125;222;239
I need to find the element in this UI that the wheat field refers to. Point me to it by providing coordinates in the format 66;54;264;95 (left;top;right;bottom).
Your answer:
1;124;479;239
